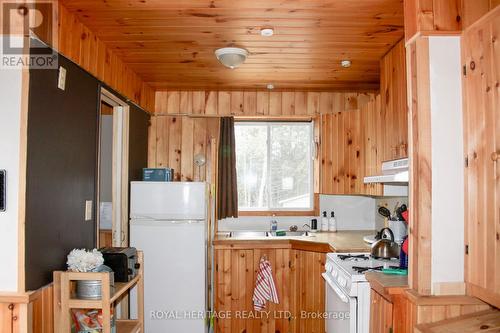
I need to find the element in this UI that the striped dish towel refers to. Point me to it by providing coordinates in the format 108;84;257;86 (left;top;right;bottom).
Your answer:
253;257;279;311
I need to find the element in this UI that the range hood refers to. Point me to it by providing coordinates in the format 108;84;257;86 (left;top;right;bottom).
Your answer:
364;158;409;184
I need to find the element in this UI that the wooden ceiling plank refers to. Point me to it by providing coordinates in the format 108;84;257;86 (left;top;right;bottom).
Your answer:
59;0;404;90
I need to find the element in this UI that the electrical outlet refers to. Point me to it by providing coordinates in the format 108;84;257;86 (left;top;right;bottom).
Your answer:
85;200;93;221
57;66;66;90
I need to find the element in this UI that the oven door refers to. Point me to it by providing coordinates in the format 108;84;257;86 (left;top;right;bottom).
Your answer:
323;273;357;333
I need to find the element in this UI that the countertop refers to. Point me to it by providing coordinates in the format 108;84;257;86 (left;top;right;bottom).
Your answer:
213;230;374;253
365;271;409;297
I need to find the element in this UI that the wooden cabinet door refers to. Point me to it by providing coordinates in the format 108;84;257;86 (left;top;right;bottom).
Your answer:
215;249;255;333
370;290;393;333
292;250;326;333
214;248;295;333
320;102;384;196
462;13;500;308
214;248;326;333
362;96;384;196
380;39;408;161
320;111;364;195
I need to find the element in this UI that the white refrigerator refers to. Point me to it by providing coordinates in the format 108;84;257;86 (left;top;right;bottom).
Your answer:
130;181;207;333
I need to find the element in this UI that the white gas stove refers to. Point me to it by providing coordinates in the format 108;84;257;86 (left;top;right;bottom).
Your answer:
322;253;400;333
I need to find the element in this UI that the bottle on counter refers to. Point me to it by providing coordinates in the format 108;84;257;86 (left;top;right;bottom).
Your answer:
270;219;278;232
329;211;337;232
310;218;318;231
321;211;329;232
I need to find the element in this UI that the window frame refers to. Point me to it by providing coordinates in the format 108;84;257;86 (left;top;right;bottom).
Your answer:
235;120;315;215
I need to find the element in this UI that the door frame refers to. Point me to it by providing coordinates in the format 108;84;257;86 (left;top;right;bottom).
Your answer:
97;88;130;248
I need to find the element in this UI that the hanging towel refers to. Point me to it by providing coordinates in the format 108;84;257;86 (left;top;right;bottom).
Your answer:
253;257;279;311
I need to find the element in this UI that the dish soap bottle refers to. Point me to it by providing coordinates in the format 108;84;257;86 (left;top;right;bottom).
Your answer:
329;211;337;232
321;211;329;232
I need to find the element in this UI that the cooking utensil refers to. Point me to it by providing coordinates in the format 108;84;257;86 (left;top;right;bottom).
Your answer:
393;201;400;218
402;210;409;222
378;206;391;218
371;228;400;259
396;204;408;220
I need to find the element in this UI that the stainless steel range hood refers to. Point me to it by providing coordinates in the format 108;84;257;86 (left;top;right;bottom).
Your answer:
364;158;409;184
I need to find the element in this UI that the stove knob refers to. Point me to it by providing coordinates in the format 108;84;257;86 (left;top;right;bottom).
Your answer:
338;276;347;288
331;270;338;278
325;263;333;273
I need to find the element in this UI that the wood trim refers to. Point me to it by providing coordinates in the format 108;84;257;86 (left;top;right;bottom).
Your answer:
235;116;313;122
406;36;433;295
0;292;35;304
214;240;294;250
405;289;488;306
405;30;462;47
101;87;128;107
213;239;332;253
120;105;130;248
238;210;316;217
17;65;30;293
467;283;500;309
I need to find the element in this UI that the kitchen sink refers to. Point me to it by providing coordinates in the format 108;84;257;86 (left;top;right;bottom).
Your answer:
225;230;313;238
226;231;270;238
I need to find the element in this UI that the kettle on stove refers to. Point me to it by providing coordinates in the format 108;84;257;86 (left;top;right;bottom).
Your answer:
371;227;400;259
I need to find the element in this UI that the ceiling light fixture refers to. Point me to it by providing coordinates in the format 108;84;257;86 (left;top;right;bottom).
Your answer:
266;84;274;90
341;60;352;68
260;28;274;37
215;47;249;69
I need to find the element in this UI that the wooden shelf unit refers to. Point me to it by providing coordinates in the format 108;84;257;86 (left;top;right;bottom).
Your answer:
53;251;144;333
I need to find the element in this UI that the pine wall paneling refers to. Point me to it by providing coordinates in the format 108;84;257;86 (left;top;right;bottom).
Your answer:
462;6;500;309
56;3;155;112
462;0;500;28
154;91;375;116
150;115;220;183
30;284;54;333
150;91;376;189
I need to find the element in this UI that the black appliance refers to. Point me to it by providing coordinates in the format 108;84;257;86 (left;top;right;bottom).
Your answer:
100;247;139;282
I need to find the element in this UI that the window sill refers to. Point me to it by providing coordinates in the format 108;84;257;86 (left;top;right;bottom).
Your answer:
238;210;316;217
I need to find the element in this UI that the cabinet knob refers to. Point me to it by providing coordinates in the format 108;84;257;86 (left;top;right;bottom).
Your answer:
492;151;499;162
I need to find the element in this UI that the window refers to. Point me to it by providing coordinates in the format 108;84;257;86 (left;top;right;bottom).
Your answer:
235;121;313;212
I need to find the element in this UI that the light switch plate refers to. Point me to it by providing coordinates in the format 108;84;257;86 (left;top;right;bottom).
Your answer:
85;200;93;221
57;66;66;90
0;170;5;212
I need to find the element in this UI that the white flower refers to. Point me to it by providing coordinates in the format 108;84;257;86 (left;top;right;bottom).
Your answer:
67;248;104;272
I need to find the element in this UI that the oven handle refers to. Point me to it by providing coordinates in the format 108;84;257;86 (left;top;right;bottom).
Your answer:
322;273;349;303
